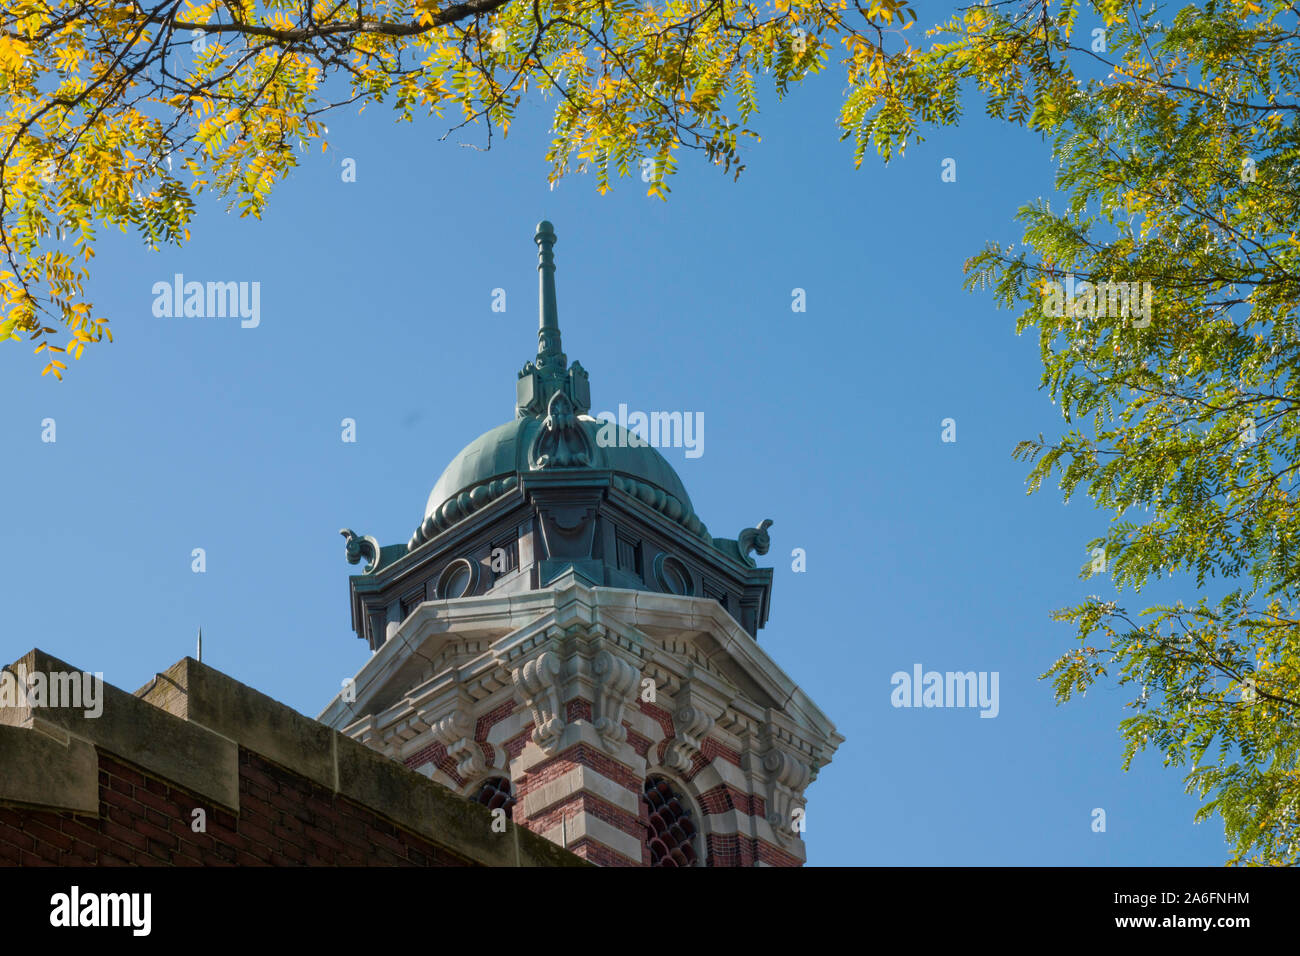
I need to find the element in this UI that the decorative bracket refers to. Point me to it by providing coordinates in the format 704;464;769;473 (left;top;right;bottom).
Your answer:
591;649;639;750
511;650;565;752
761;746;811;844
664;682;718;774
431;710;486;779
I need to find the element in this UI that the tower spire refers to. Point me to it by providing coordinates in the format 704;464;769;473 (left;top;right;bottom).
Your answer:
517;221;590;418
534;220;565;370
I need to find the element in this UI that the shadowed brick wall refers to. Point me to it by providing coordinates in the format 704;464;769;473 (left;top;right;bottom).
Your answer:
1;750;476;867
0;649;585;868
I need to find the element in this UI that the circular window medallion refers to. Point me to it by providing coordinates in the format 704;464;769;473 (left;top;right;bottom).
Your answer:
436;558;477;599
653;554;694;596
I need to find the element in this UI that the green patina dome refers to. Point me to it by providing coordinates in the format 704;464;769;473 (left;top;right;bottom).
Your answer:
406;222;708;553
417;416;695;535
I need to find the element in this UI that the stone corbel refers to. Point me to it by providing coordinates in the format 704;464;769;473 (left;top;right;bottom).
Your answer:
431;710;486;779
664;682;718;774
761;747;811;844
591;649;639;749
511;650;565;752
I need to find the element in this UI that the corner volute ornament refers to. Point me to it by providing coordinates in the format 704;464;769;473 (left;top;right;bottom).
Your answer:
340;528;382;574
737;519;774;567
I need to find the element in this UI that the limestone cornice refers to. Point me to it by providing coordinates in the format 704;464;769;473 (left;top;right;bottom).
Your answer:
319;592;551;729
322;576;842;808
587;586;844;758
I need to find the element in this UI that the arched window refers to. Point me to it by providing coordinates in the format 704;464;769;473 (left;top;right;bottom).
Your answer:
643;776;698;866
472;776;516;820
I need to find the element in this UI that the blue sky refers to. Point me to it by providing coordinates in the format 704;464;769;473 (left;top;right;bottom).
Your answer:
0;6;1230;865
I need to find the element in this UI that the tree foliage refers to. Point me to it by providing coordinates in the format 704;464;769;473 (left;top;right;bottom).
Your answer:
0;0;916;375
857;0;1300;865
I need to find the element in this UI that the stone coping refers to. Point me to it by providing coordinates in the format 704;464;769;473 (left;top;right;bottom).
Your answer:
0;648;585;867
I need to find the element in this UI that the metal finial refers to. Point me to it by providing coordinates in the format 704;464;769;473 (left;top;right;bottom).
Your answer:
515;221;586;421
197;626;202;663
534;221;563;367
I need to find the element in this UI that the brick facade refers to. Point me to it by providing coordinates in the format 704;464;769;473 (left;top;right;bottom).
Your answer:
1;751;473;867
0;649;585;869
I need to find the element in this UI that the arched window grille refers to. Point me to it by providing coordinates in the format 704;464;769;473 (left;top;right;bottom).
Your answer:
472;776;516;820
644;776;698;866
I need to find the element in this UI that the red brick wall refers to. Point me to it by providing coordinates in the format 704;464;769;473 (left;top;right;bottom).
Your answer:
698;783;765;818
564;699;593;723
626;727;653;757
700;737;742;768
474;701;515;742
402;741;466;787
0;749;476;867
636;700;674;739
705;833;803;868
516;743;642;796
504;725;533;761
512;741;644;865
567;837;634;867
392;701;806;869
527;792;643;863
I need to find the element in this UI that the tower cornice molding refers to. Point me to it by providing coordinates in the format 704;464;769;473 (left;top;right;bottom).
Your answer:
323;579;842;768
